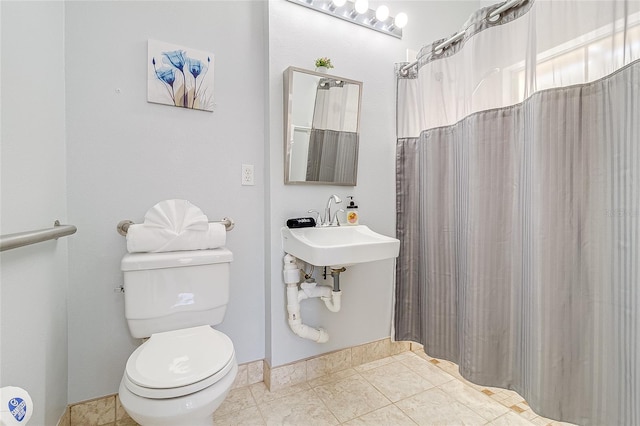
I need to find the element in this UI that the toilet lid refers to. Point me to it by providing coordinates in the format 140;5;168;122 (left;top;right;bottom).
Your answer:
126;325;234;390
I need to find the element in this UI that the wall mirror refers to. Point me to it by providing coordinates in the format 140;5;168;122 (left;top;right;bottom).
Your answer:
284;66;362;185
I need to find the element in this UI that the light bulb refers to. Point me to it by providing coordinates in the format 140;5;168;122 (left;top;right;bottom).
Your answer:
354;0;369;15
375;5;389;21
332;0;347;7
394;12;408;28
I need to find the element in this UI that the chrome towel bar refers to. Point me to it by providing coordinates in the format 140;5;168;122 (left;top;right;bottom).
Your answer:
0;220;77;252
116;217;235;236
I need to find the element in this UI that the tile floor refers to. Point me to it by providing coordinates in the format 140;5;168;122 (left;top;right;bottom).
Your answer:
210;350;576;426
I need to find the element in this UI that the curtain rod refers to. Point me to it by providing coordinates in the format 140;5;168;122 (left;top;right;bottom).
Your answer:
399;0;526;76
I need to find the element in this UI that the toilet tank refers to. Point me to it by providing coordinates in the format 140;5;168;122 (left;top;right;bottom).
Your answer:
121;248;233;338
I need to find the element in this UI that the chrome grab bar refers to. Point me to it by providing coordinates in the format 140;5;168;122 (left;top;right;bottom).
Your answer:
0;220;77;252
116;217;235;236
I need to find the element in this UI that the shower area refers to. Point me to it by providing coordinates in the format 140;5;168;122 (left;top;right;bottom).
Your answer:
394;1;640;425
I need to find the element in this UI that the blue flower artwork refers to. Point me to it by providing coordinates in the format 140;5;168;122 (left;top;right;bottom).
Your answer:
148;40;214;112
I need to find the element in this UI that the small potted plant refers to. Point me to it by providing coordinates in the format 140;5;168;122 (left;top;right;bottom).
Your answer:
315;57;334;73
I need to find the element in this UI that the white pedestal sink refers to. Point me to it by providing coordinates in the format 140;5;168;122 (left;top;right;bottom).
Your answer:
281;225;400;267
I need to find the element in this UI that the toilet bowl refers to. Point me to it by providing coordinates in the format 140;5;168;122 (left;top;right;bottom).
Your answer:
119;325;237;426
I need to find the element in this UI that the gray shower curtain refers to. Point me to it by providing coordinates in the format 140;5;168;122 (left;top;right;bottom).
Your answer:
306;129;358;183
394;1;640;425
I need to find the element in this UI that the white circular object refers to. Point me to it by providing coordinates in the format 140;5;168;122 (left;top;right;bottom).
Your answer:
394;12;408;28
126;326;234;390
376;5;389;21
0;387;33;425
354;0;369;15
332;0;347;7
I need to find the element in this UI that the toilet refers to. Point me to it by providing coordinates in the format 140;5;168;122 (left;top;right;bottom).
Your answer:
118;248;237;426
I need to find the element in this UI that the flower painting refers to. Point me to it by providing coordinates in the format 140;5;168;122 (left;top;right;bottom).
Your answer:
148;40;215;112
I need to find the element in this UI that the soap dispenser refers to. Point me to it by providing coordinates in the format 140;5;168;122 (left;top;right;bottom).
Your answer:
346;196;359;225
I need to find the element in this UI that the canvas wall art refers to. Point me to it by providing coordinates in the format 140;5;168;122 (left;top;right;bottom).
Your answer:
148;40;215;112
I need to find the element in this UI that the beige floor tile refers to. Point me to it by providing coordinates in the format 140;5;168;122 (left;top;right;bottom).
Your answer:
397;354;456;386
412;350;431;361
360;361;435;402
530;416;554;426
391;350;422;363
306;349;352;380
519;407;540;421
490;392;510;402
70;396;116;426
114;395;134;425
249;381;310;405
343;404;418;425
257;388;339;426
500;388;522;399
215;386;257;417
83;351;579;426
439;378;510;421
353;355;395;372
247;361;264;385
308;368;359;388
351;339;391;366
503;394;527;407
410;342;424;351
214;406;266;426
58;407;71;426
391;340;412;356
268;361;307;390
233;364;249;388
488;411;536;425
313;374;391;423
395;387;487;426
115;418;138;426
437;361;466;381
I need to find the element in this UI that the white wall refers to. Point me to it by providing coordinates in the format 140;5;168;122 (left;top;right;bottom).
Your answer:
0;2;69;424
266;0;480;367
65;1;267;401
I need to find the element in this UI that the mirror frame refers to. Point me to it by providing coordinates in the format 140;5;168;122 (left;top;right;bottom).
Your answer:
283;66;363;186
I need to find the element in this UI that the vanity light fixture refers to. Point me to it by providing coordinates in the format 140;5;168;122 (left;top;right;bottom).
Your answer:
328;0;346;11
393;12;408;29
354;0;369;14
371;5;389;24
286;0;407;39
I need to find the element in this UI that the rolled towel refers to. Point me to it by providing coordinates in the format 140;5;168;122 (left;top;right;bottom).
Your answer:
125;199;226;253
143;199;209;232
126;222;226;253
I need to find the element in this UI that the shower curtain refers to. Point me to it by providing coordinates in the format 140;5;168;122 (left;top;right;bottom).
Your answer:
394;1;640;424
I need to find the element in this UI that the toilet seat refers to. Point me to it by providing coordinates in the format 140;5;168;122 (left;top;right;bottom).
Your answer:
124;325;235;399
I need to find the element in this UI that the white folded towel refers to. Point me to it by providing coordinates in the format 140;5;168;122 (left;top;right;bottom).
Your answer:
126;200;226;253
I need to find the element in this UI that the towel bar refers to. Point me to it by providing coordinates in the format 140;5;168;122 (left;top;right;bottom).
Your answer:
117;217;235;236
1;220;77;252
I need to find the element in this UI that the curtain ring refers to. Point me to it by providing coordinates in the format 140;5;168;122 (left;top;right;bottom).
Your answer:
486;4;504;24
487;12;501;23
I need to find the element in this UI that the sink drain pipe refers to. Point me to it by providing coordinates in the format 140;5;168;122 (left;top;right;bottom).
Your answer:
283;254;342;343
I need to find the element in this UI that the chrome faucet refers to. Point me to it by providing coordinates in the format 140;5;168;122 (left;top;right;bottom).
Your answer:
323;194;342;226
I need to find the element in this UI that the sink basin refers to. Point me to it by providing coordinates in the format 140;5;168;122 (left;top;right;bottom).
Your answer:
281;225;400;267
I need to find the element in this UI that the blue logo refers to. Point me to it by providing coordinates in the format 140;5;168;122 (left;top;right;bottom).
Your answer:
8;397;27;422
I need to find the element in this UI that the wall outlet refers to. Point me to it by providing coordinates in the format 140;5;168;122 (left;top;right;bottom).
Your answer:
241;164;255;186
